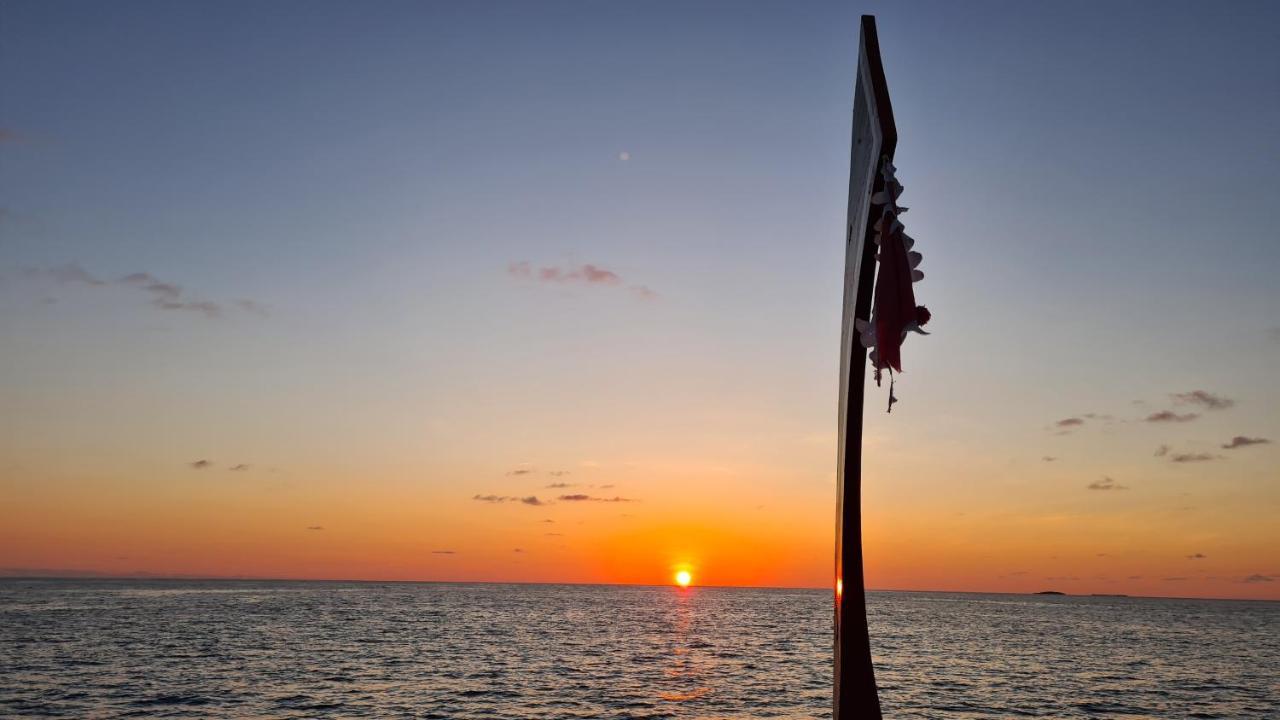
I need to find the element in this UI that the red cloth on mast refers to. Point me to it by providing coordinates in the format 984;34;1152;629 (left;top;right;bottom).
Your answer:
872;210;915;374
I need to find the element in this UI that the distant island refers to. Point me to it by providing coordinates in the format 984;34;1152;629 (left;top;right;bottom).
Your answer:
1034;591;1066;595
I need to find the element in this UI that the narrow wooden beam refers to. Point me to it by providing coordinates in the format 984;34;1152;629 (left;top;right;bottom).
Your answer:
834;15;895;720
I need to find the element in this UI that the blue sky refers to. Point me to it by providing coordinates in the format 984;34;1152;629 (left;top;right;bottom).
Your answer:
2;1;1278;594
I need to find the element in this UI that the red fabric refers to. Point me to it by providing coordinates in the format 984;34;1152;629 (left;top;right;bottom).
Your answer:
873;211;916;374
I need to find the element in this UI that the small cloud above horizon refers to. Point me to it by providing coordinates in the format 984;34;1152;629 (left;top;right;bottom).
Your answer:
1087;477;1127;491
472;494;546;506
306;526;324;531
1221;436;1270;450
1172;390;1234;411
1170;452;1219;464
189;459;212;470
1145;410;1199;423
228;464;250;472
557;494;636;503
1186;553;1207;560
431;550;456;555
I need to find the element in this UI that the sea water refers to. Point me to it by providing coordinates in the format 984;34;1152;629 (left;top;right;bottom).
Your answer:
1;580;1276;718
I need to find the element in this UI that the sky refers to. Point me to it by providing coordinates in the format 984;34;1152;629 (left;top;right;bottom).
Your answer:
1;0;1277;600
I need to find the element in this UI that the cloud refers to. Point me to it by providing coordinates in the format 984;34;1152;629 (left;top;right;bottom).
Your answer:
1241;574;1274;584
472;494;546;506
1145;410;1199;423
1221;436;1270;450
121;272;222;317
1186;553;1207;559
228;464;250;472
431;550;456;555
513;548;523;553
306;526;324;531
541;519;554;523
1056;417;1084;428
506;468;533;476
548;470;570;477
1041;456;1057;462
509;260;655;298
41;263;106;286
1086;477;1127;491
189;459;212;470
24;264;265;319
1155;445;1170;457
545;532;563;536
545;482;575;488
1172;390;1234;411
1169;452;1218;463
0;128;22;143
557;494;636;503
1162;577;1188;582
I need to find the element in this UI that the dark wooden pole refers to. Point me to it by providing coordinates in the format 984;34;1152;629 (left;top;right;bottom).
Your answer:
835;15;895;720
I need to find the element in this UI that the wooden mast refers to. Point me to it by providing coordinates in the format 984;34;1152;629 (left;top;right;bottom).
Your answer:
835;15;895;720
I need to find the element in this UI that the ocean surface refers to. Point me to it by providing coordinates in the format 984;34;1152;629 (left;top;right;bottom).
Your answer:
1;580;1276;718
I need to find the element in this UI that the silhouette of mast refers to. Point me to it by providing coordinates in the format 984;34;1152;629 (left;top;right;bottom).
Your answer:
835;15;895;720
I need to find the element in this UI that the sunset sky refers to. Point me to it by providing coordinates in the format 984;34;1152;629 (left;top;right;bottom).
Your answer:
2;1;1277;600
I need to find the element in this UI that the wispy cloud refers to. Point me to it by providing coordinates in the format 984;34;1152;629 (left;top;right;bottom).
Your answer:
1172;390;1234;411
508;260;657;299
545;482;575;489
431;550;456;555
1170;452;1218;463
25;264;265;319
1145;410;1199;423
1241;574;1273;584
1056;417;1084;428
1087;477;1127;491
119;272;221;317
1154;444;1170;457
1186;553;1207;559
557;494;636;503
472;494;546;506
1221;436;1270;450
1041;456;1057;462
548;470;571;477
506;468;533;476
306;526;324;531
228;464;250;472
189;459;212;470
40;262;106;286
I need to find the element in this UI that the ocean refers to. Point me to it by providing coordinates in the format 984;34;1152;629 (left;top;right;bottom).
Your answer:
1;580;1276;718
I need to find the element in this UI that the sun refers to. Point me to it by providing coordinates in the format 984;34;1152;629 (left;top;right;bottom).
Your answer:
674;570;692;588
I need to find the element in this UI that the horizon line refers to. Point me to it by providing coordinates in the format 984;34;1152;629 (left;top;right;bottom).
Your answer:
1;573;1274;603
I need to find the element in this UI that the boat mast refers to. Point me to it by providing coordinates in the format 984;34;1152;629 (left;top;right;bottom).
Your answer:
834;15;896;720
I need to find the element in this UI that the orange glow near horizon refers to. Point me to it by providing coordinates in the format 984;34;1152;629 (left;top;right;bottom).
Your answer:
674;569;692;588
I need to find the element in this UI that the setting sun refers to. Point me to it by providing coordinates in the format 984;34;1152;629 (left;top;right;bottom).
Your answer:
674;570;692;588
